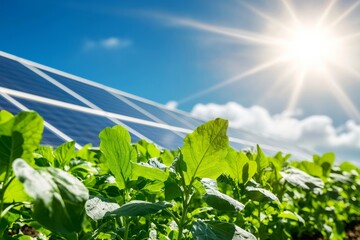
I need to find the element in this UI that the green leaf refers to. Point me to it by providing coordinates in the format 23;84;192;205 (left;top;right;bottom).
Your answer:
131;162;168;182
181;119;229;185
245;186;280;203
0;111;43;174
164;174;183;201
339;161;359;173
160;149;175;166
293;161;323;178
85;196;120;221
107;200;171;217
225;148;257;184
35;146;55;166
3;178;31;203
191;220;256;240
280;167;324;190
255;145;268;172
278;210;305;224
0;110;14;135
11;112;44;163
13;159;89;238
99;126;133;189
313;152;335;177
202;178;244;211
54;141;76;168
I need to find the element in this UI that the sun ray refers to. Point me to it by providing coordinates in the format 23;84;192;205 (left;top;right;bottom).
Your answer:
317;0;337;27
242;3;293;34
168;16;287;46
257;66;296;105
337;32;360;42
286;68;307;113
321;69;360;121
330;60;360;82
178;56;288;105
328;0;360;29
280;0;301;26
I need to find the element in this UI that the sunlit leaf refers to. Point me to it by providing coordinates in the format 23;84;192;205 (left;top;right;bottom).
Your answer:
191;220;256;240
181;118;229;185
107;200;171;217
99;126;133;189
13;159;89;238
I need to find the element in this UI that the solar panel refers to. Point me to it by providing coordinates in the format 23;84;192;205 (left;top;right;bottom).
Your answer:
119;94;196;129
41;70;156;122
12;96;141;146
0;51;312;159
0;95;66;146
0;56;87;107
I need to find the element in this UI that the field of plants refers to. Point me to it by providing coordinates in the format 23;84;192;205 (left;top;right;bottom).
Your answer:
0;110;359;240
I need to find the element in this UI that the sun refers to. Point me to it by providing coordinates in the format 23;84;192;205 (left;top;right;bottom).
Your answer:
282;26;340;69
173;1;360;121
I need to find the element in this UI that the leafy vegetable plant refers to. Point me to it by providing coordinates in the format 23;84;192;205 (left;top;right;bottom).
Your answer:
0;109;359;240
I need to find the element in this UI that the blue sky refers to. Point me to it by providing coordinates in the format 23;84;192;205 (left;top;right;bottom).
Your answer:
2;0;360;162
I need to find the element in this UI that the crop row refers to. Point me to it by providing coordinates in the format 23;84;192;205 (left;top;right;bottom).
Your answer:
0;110;359;239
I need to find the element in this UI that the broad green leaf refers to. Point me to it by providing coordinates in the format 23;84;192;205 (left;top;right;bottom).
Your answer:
280;167;324;190
11;112;44;163
13;159;89;238
54;141;76;168
181;119;229;185
131;162;168;182
255;145;268;172
107;200;171;217
3;177;31;203
164;174;183;201
203;189;244;212
191;220;256;240
293;161;323;178
202;178;244;211
76;144;98;165
161;149;175;166
35;146;54;166
278;210;304;224
147;143;161;158
245;186;280;204
225;148;257;184
339;161;359;173
0;112;43;175
99;126;133;189
313;152;335;177
0;110;14;135
85;196;120;221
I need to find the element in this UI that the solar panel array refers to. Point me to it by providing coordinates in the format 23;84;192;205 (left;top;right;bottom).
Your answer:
0;51;312;159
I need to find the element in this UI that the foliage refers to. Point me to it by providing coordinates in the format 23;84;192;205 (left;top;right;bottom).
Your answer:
0;110;359;239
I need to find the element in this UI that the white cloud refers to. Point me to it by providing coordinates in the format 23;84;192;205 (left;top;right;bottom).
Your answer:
165;101;178;110
84;37;132;50
191;102;360;163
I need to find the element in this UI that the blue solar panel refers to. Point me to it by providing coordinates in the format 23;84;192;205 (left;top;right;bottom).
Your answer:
0;95;65;146
120;95;196;129
13;97;141;146
0;53;312;160
123;120;184;150
0;56;87;107
42;70;156;122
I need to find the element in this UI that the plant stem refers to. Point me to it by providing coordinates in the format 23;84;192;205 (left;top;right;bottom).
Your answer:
123;217;130;240
258;202;261;237
0;166;12;222
177;185;191;240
